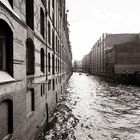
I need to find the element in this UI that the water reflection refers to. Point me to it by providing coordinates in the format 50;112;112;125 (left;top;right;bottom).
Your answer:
39;73;140;140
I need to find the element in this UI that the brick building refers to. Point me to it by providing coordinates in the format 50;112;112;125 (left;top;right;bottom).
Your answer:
82;33;140;78
0;0;72;140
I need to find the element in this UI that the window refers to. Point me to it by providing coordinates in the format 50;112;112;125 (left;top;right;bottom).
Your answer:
52;54;55;75
40;8;44;38
31;89;35;111
41;48;45;73
52;0;54;9
57;39;59;53
0;19;13;76
53;79;55;90
56;57;57;72
26;89;35;115
48;0;50;15
26;38;35;75
48;80;51;91
26;0;34;30
52;29;55;51
0;99;13;140
52;11;55;25
48;53;51;73
41;84;44;96
56;36;57;52
58;59;59;72
48;22;51;45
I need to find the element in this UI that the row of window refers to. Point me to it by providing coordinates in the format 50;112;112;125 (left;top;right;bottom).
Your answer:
0;76;63;140
48;52;61;74
6;0;63;42
0;20;45;76
48;76;62;91
26;0;45;38
0;20;63;76
48;22;61;54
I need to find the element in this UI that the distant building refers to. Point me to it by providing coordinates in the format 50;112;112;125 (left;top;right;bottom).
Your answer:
82;54;90;73
105;40;140;80
73;60;83;72
0;0;72;140
82;33;140;81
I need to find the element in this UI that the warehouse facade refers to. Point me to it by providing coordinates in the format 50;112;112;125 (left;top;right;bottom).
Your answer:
0;0;72;140
82;33;140;81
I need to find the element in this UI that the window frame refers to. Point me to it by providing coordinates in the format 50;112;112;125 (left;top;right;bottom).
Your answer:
41;48;45;73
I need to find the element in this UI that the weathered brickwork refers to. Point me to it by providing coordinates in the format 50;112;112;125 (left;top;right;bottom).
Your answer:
0;0;72;140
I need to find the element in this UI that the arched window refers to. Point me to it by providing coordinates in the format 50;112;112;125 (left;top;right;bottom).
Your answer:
26;0;34;30
0;99;13;140
40;8;44;38
41;48;45;73
48;53;51;73
0;19;13;76
26;38;35;75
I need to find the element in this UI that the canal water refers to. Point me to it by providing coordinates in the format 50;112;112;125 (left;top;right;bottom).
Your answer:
39;73;140;140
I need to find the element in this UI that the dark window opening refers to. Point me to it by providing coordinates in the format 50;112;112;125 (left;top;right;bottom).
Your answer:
26;38;35;75
56;57;57;72
57;59;59;72
48;22;51;45
7;100;13;134
40;8;44;38
56;36;57;52
52;29;55;51
48;0;50;15
53;79;55;90
52;54;55;75
48;80;51;91
41;84;44;96
41;48;45;73
48;53;51;73
52;0;54;9
26;0;34;30
0;19;13;76
52;11;55;25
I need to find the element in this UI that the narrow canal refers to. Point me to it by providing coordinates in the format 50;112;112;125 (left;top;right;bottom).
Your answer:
39;73;140;140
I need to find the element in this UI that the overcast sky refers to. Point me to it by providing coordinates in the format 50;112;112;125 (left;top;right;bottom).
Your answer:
66;0;140;61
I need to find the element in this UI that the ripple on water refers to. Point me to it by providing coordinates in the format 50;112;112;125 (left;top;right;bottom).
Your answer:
38;73;140;140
